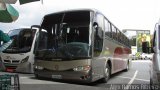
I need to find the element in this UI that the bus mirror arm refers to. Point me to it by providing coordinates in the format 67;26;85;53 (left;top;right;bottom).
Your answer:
31;25;41;29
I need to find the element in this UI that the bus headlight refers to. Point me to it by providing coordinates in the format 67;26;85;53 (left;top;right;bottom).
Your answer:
73;65;91;72
21;56;29;63
34;65;44;70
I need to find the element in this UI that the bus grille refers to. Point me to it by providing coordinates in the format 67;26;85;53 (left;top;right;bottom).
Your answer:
4;59;20;64
4;60;11;63
12;60;20;63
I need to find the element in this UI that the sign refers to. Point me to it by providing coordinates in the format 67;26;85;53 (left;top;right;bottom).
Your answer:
136;31;151;52
0;74;20;90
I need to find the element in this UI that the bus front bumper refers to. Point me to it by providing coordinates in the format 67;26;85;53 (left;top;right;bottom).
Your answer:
4;62;32;73
34;69;92;83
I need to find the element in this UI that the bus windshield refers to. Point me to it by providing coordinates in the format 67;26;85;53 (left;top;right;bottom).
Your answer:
35;11;92;60
3;29;36;53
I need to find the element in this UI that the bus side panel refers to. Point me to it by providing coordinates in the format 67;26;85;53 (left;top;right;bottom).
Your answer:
103;37;128;74
91;57;106;81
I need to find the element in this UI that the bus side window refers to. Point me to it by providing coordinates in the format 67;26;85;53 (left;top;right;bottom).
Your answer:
117;30;120;42
104;19;112;38
120;32;123;43
112;25;117;40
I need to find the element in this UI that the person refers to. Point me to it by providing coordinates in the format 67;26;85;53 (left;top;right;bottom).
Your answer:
0;30;12;71
0;30;12;52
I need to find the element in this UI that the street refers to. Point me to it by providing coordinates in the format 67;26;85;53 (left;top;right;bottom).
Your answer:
0;60;151;90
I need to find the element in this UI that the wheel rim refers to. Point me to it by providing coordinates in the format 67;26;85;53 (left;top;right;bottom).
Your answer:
105;68;109;78
127;64;129;70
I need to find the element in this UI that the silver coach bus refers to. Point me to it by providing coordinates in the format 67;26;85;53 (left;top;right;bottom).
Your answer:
32;9;131;83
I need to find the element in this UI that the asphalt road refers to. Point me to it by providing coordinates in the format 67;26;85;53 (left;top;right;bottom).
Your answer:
0;60;152;90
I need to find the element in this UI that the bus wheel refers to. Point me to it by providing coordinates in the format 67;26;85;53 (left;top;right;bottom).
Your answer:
35;74;42;79
101;64;111;83
150;78;153;90
150;78;157;90
35;74;39;78
124;62;129;72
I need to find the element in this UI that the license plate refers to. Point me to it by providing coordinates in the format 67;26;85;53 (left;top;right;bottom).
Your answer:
6;68;14;72
51;75;62;79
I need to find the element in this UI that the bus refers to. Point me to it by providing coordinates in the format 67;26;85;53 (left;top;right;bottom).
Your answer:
142;23;160;87
33;9;131;83
1;28;38;73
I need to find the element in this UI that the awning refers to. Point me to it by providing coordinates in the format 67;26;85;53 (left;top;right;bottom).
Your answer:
0;4;19;23
0;0;40;23
19;0;40;5
1;0;40;5
0;0;17;4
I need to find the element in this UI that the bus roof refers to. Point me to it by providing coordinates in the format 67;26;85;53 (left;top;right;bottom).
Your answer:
44;8;98;16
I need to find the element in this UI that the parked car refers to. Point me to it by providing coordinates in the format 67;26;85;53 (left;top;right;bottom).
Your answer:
131;54;138;60
141;53;153;60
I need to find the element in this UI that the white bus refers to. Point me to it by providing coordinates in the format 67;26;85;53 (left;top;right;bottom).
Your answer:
33;9;131;83
1;28;38;73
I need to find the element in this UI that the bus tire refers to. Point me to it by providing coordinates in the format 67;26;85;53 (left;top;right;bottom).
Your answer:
124;61;129;72
101;63;111;83
150;78;153;90
35;74;42;79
